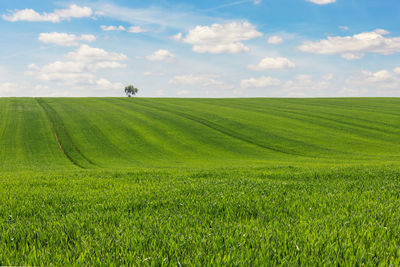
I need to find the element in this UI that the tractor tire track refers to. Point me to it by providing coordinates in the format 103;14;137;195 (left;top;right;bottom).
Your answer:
125;99;305;157
35;98;95;169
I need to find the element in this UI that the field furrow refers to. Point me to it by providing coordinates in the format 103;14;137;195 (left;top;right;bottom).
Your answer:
36;98;95;169
2;98;400;265
2;98;400;169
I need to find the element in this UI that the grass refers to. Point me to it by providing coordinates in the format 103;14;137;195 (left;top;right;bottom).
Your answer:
2;167;400;265
1;97;400;265
3;97;400;170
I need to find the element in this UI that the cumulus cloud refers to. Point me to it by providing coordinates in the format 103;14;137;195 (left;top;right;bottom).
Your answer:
25;45;127;90
267;36;283;45
142;71;164;76
66;44;127;63
177;90;189;96
28;65;96;85
340;53;364;60
100;25;146;33
172;33;183;41
360;70;393;83
2;4;92;23
248;57;295;70
96;78;124;90
295;74;313;83
0;82;55;97
241;76;282;88
127;26;146;33
101;25;126;31
38;32;96;47
346;69;398;88
239;74;341;97
337;87;368;97
239;70;396;97
0;82;23;95
306;0;336;4
169;74;232;89
178;21;262;54
394;67;400;75
298;29;400;60
277;74;337;97
146;49;175;62
340;69;400;96
364;70;394;83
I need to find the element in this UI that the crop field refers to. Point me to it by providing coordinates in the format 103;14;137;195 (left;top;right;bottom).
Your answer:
1;98;400;265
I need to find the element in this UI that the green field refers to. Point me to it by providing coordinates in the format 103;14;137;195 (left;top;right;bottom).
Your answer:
1;98;400;265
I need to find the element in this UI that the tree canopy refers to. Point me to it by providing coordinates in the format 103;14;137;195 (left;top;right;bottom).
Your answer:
124;85;138;97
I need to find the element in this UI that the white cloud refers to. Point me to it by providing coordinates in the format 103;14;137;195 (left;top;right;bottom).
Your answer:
241;76;282;88
394;67;400;75
0;82;56;97
177;90;189;96
248;57;295;70
0;80;83;97
172;33;183;41
294;74;313;84
169;74;232;89
346;69;399;89
28;61;85;74
341;53;364;61
67;44;127;63
146;49;175;62
337;87;368;97
53;5;93;20
127;26;146;33
100;25;146;33
27;62;96;84
94;3;215;33
156;89;165;96
339;26;349;31
256;70;399;98
96;78;124;90
2;4;92;23
26;45;127;89
360;70;393;83
306;0;336;4
276;74;335;97
254;0;263;4
92;61;127;70
322;73;334;80
0;82;22;94
143;71;164;76
38;32;96;47
267;36;283;45
298;29;400;59
236;73;344;97
180;21;262;54
101;25;126;31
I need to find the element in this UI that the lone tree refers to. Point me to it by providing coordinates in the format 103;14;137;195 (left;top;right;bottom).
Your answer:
124;85;139;97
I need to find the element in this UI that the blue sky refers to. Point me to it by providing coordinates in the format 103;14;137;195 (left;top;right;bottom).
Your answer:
1;0;400;97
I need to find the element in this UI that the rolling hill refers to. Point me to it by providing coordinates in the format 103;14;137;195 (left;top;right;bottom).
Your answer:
1;97;400;171
2;97;400;265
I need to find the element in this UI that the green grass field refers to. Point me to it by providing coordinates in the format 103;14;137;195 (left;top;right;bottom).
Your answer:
1;98;400;265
